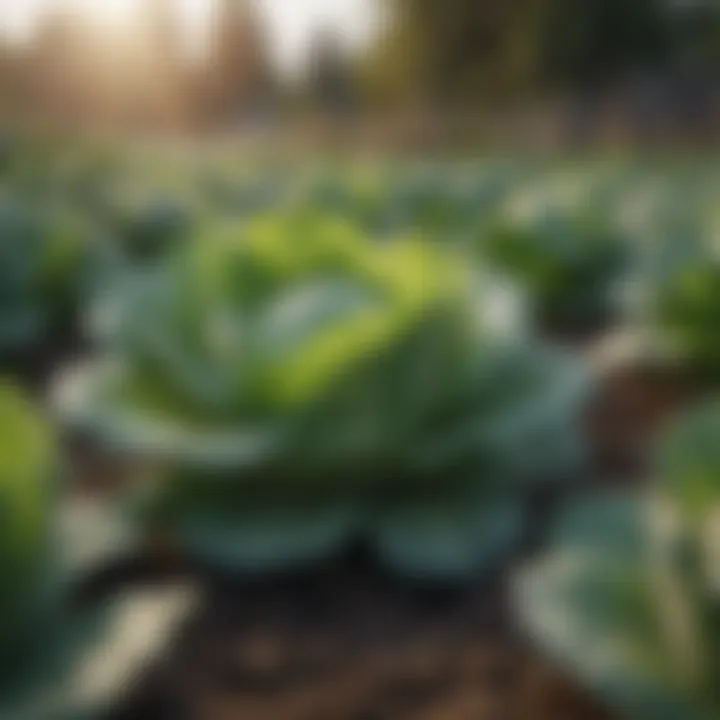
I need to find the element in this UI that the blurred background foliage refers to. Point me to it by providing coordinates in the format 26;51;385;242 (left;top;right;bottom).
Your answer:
362;0;720;106
1;0;720;144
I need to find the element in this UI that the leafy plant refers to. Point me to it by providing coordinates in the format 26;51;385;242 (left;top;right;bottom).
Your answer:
0;381;56;669
485;208;628;333
296;172;397;237
0;379;187;720
517;400;720;720
296;165;516;242
198;171;290;219
0;382;108;718
0;196;88;359
656;259;720;377
61;211;588;579
387;173;479;239
98;194;194;264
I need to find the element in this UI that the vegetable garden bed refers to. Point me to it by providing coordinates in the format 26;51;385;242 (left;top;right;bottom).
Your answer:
4;147;720;720
77;347;712;720
99;553;610;720
89;339;716;720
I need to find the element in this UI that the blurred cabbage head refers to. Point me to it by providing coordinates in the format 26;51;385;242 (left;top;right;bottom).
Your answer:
0;381;55;667
0;381;74;717
485;208;628;333
61;211;588;578
294;165;513;241
658;399;720;519
0;379;178;718
518;400;720;720
0;197;88;359
99;193;194;264
656;261;720;377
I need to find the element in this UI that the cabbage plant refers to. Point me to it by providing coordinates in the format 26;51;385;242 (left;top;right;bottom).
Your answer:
387;165;518;239
60;212;588;579
96;193;194;264
0;381;56;672
517;400;720;720
295;172;397;237
656;260;720;377
295;165;515;241
0;382;108;718
485;209;628;333
0;379;182;719
0;197;88;360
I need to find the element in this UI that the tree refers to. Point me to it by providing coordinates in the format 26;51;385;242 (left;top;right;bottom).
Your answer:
206;0;275;126
362;0;548;105
538;0;671;92
362;0;678;106
308;25;356;116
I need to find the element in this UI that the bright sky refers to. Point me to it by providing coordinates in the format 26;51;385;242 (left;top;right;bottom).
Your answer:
0;0;377;75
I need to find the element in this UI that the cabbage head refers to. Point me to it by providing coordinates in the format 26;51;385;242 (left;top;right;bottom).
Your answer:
0;381;55;668
61;212;588;579
0;198;88;359
0;380;164;719
97;193;193;264
0;381;70;717
486;209;627;333
656;262;720;377
517;400;720;720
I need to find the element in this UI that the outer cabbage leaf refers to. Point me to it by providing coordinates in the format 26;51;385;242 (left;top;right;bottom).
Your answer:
0;381;152;720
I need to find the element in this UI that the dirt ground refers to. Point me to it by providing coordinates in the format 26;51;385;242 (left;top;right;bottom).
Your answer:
101;552;613;720
586;362;704;480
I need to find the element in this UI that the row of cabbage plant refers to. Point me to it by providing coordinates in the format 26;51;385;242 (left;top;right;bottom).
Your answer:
5;153;720;370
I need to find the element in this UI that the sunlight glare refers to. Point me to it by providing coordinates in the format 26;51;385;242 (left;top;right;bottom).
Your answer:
67;0;209;28
71;0;142;25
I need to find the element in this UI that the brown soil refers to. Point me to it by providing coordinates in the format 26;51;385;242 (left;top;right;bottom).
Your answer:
585;362;705;482
102;555;614;720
